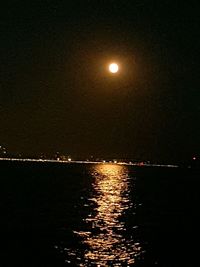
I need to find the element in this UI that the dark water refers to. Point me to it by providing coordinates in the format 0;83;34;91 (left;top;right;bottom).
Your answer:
0;161;199;266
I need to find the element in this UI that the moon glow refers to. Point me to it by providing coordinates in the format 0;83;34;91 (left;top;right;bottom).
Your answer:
109;63;119;73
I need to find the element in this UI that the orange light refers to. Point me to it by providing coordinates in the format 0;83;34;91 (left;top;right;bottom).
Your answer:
109;63;119;73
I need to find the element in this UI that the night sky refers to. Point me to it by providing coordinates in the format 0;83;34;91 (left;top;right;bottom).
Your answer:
0;1;199;162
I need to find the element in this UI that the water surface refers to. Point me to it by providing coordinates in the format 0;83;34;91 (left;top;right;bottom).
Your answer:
0;161;199;266
59;164;144;266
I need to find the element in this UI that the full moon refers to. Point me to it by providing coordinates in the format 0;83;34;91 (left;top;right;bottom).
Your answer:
109;63;119;73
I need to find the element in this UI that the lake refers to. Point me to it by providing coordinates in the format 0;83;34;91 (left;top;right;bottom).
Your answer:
0;161;199;266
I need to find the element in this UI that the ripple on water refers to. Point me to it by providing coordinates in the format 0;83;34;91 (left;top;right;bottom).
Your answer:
57;164;145;266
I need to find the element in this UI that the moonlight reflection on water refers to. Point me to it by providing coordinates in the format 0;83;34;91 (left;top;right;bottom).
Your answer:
72;164;143;266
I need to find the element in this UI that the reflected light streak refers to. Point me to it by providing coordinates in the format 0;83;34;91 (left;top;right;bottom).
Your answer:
74;164;144;266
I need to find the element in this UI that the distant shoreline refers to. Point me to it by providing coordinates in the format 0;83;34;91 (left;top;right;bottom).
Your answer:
0;157;178;168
